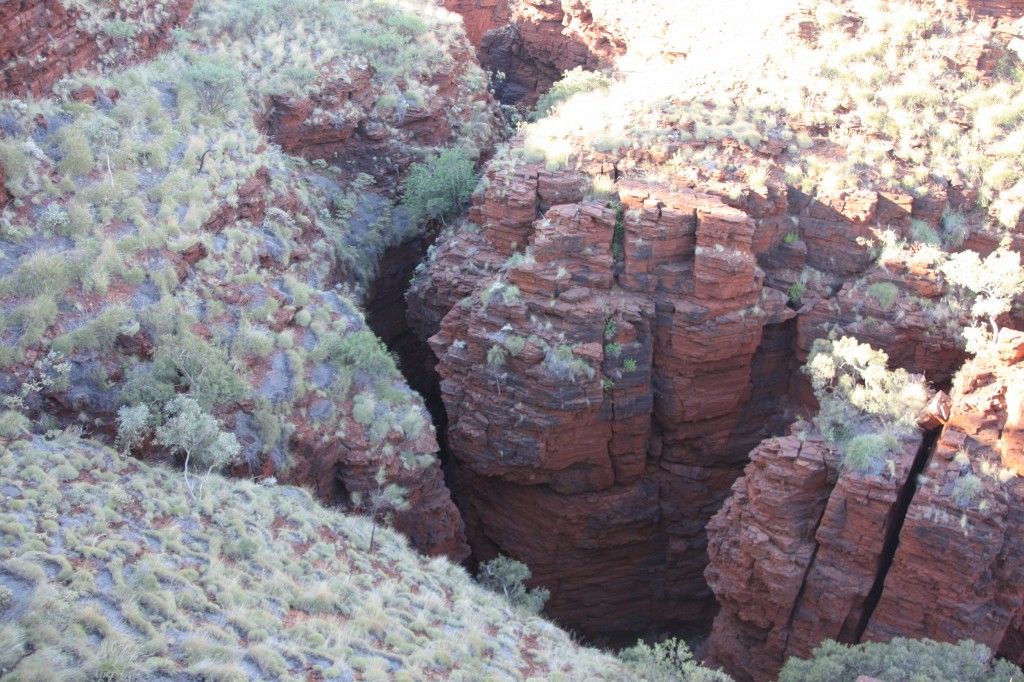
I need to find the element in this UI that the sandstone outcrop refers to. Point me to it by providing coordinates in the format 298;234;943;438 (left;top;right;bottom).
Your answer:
409;151;800;632
1;0;194;97
704;329;1024;680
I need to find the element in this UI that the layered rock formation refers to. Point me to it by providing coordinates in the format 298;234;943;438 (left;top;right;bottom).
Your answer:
705;329;1024;680
408;150;803;632
0;0;194;97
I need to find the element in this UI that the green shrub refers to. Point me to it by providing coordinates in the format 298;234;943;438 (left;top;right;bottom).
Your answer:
183;56;244;115
477;555;549;615
534;67;613;119
951;473;983;508
778;637;1022;682
783;230;800;245
402;147;477;226
619;638;730;682
486;345;507;367
156;395;240;498
805;337;927;445
787;282;806;303
544;345;595;381
502;335;526;356
909;218;940;245
0;410;31;438
866;281;900;310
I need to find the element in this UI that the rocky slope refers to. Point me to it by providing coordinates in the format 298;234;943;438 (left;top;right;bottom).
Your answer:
0;0;502;560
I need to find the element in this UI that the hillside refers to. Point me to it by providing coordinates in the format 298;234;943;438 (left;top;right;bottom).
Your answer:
0;434;637;680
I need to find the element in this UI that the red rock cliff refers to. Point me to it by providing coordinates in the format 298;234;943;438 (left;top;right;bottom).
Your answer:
705;329;1024;680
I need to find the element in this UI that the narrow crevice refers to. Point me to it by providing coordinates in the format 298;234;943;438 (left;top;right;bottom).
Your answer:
853;427;940;641
363;226;451;465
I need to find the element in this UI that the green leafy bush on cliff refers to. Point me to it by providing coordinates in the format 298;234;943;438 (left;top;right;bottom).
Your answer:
402;146;477;226
777;637;1023;682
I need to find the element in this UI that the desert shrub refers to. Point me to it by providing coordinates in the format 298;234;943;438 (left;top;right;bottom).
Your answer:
327;330;399;379
909;218;940;246
183;56;244;115
116;404;151;454
402;146;477;226
866;281;900;310
477;555;549;615
156;395;240;497
543;345;595;381
951;473;983;508
805;337;927;446
1;250;75;298
619;637;731;682
502;335;525;356
486;345;507;367
842;432;896;474
787;282;806;303
778;637;1022;682
534;67;613;119
941;246;1024;347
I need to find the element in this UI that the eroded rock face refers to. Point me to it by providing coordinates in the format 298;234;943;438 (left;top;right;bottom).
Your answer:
444;0;625;105
704;330;1024;681
409;155;796;633
0;0;194;97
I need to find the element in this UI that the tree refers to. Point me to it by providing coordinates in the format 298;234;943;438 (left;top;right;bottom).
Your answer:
155;395;240;498
352;466;409;552
115;404;151;455
478;555;549;615
941;243;1024;351
805;337;928;472
402;146;477;226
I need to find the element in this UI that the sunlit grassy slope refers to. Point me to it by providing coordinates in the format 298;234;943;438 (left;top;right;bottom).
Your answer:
0;434;643;681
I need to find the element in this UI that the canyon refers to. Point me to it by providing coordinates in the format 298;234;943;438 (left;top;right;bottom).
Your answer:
2;0;1024;680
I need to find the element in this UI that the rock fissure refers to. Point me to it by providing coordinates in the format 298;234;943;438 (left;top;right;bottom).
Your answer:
852;428;940;642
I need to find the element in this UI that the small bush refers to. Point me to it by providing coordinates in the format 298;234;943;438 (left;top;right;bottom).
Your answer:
0;410;30;438
909;218;940;246
787;282;806;303
486;345;508;367
478;555;549;615
619;637;730;682
951;473;983;508
183;56;244;115
866;281;900;310
402;146;477;226
842;433;893;474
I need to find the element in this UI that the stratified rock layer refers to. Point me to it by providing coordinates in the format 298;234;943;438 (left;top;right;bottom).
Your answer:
705;329;1024;681
1;0;194;97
